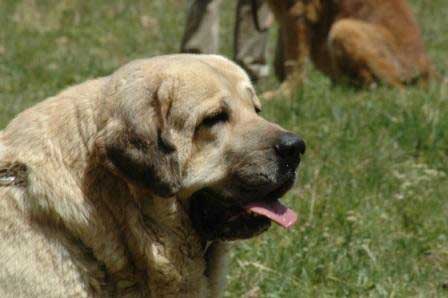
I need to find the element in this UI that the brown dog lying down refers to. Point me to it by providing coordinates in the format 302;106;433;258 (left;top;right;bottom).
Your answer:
0;54;305;297
264;0;436;98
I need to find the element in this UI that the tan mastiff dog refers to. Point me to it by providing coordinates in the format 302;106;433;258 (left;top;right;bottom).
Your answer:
263;0;436;99
0;54;305;297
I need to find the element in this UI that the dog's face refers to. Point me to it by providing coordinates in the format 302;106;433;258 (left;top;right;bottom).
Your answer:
99;55;305;241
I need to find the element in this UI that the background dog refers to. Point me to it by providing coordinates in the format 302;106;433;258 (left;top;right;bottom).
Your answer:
263;0;437;98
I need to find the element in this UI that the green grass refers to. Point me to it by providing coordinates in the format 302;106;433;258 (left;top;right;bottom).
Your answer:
1;1;447;297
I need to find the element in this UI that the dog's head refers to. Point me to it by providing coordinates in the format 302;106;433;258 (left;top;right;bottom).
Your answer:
97;54;305;241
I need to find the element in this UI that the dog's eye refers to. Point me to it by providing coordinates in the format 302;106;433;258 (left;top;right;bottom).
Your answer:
255;107;261;114
201;111;229;128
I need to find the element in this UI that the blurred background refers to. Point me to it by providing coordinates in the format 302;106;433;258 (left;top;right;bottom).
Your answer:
0;0;447;296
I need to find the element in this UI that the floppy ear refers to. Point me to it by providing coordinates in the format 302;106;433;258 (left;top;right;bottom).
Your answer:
96;79;181;198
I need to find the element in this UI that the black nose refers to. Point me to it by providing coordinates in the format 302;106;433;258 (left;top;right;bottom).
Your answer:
274;132;306;161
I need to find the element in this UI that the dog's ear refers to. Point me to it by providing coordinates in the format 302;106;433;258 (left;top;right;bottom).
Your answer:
97;79;181;198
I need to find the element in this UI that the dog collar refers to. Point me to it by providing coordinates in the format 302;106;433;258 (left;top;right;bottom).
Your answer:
0;162;28;187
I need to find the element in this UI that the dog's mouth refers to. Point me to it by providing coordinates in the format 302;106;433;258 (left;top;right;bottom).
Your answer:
189;178;298;241
244;177;297;228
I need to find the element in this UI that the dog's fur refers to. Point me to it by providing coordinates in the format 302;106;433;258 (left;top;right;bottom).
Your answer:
0;54;303;297
264;0;436;98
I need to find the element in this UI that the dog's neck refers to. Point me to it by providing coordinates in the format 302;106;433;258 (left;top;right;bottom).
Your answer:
81;165;229;296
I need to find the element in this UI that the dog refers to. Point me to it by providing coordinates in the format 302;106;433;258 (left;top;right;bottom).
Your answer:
0;54;305;297
262;0;436;99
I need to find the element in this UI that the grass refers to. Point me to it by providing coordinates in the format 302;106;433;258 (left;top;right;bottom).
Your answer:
1;0;447;297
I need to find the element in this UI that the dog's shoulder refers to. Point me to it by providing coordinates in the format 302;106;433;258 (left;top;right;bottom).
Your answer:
0;190;99;298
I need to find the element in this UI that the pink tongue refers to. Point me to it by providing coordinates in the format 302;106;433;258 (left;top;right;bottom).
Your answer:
244;201;298;229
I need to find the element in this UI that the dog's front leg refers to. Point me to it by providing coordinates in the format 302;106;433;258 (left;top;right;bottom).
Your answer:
204;241;231;298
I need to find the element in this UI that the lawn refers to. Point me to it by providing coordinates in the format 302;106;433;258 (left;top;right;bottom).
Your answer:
1;0;447;297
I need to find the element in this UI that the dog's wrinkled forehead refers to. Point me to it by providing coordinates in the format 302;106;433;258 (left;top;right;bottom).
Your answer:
172;55;262;112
